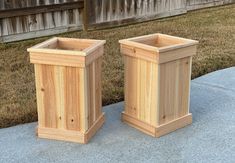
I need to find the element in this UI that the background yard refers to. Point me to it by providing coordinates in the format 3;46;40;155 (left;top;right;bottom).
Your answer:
0;4;234;128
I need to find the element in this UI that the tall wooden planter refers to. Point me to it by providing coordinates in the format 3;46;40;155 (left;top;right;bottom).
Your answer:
28;37;106;143
119;34;198;137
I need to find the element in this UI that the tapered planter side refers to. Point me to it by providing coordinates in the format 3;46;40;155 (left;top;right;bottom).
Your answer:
119;34;198;137
28;37;106;143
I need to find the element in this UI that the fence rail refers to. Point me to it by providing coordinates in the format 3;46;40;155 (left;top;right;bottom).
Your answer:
0;0;234;42
0;1;84;18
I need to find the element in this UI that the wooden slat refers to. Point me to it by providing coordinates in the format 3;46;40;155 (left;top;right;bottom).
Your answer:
34;64;46;128
40;64;58;128
30;52;86;67
54;66;65;129
120;44;158;63
159;45;196;63
158;60;179;125
124;56;138;117
79;67;88;133
0;1;84;18
64;67;81;131
38;127;85;143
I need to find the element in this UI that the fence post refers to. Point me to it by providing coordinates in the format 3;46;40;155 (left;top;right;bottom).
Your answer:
82;0;88;31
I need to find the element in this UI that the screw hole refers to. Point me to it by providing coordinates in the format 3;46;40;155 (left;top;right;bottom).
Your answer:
71;119;74;122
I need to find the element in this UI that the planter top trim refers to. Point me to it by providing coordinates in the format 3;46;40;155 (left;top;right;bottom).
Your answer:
27;37;106;56
119;33;198;53
28;37;106;67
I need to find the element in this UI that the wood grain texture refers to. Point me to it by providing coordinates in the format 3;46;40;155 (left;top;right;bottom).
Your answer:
155;113;192;137
88;0;187;24
0;0;83;41
30;38;105;143
37;113;105;143
124;55;159;126
158;57;191;125
1;0;234;42
121;112;156;137
120;33;197;137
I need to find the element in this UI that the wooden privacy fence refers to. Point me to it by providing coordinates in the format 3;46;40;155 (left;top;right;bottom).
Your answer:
0;0;84;42
0;0;234;42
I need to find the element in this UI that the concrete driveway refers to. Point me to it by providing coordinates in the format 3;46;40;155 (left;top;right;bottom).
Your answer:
0;67;235;163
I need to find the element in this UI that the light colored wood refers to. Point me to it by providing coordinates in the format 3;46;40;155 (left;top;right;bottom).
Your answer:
84;113;105;143
124;56;159;125
29;38;105;143
121;45;159;63
30;52;86;67
34;64;45;128
85;46;104;65
159;45;196;63
37;113;105;144
119;33;198;53
37;127;85;143
120;33;197;137
155;114;192;137
121;112;156;137
122;112;192;138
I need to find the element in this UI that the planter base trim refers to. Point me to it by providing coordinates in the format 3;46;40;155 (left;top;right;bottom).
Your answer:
121;112;192;137
36;113;105;144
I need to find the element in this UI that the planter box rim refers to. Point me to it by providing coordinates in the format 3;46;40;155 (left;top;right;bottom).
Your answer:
27;37;106;56
119;33;198;53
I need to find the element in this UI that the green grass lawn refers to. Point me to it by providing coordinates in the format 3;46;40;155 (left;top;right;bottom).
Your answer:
0;4;235;128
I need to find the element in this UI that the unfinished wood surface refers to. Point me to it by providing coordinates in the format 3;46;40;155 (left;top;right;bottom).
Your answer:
84;113;105;143
37;127;85;143
122;112;192;137
155;113;192;137
28;37;106;67
37;113;105;143
158;57;192;125
120;33;197;137
30;38;105;143
34;64;84;131
29;52;86;67
124;55;159;126
121;112;156;136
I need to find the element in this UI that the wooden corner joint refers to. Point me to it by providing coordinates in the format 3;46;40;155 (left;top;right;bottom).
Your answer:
84;113;105;143
121;112;192;138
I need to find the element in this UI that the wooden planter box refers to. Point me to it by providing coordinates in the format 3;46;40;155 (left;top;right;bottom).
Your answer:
28;37;106;143
119;34;198;137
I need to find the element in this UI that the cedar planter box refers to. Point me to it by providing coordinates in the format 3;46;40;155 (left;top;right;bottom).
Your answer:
119;34;198;137
28;37;106;143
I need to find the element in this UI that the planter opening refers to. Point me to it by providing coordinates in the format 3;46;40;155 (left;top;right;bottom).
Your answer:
28;37;105;55
120;33;198;53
